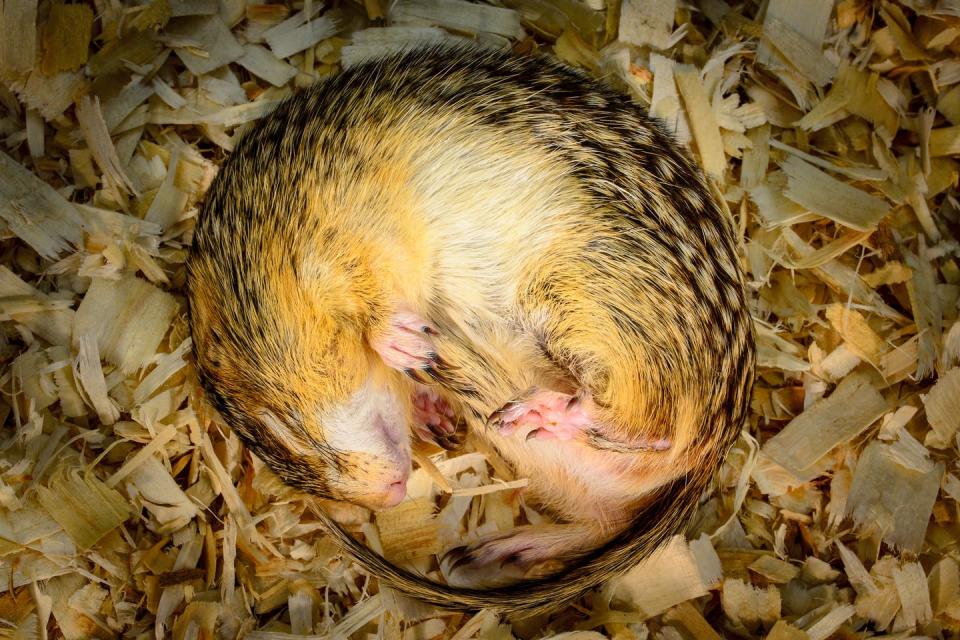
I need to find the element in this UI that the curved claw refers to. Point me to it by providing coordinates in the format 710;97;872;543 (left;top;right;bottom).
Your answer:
413;388;466;450
403;368;428;384
372;309;442;374
488;389;591;441
486;387;538;433
423;422;465;450
443;545;473;572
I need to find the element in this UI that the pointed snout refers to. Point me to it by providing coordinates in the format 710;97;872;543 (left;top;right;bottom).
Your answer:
381;478;409;508
351;467;410;510
320;379;414;510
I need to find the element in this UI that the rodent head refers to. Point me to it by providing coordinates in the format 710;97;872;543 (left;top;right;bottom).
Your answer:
187;226;412;512
184;79;434;511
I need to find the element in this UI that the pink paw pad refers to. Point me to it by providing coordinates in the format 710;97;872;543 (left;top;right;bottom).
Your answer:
489;390;594;441
413;388;464;450
490;391;674;452
370;311;441;382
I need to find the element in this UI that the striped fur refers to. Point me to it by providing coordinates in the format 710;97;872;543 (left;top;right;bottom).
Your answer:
187;45;755;614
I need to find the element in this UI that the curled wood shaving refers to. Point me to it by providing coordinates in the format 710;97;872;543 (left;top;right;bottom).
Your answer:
1;1;959;637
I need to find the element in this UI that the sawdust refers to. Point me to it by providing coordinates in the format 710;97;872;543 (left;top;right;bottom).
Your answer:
0;0;959;638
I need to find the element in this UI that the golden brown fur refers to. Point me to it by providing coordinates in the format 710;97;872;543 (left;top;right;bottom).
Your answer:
187;44;754;613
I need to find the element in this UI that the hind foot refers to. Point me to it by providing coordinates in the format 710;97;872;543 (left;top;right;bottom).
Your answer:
441;524;592;588
487;389;593;441
488;389;672;452
370;309;443;383
413;387;465;450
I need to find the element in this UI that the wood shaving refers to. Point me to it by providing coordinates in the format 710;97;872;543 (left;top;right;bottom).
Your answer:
1;1;958;638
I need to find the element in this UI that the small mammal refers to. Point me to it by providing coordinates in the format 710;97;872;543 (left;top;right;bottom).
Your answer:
187;45;754;613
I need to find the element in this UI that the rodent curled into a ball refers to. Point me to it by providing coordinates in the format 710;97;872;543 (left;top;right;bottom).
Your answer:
186;44;755;614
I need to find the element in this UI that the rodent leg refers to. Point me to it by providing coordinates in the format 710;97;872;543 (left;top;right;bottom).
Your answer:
489;389;671;451
369;310;442;384
488;389;591;441
412;385;465;450
440;523;599;588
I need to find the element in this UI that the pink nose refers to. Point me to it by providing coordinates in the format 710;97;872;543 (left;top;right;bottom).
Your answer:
381;479;407;508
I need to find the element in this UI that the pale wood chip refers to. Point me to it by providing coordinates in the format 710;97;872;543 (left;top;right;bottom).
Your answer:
166;15;245;75
762;17;835;87
721;578;781;628
825;304;886;363
0;266;74;343
124;455;199;532
762;373;887;482
376;499;442;562
675;64;726;178
906;240;943;379
804;604;855;640
892;562;933;627
390;0;525;40
612;535;721;618
928;557;960;615
236;43;298;86
780;156;889;231
845;441;943;553
0;151;85;259
36;465;131;551
76;95;138;195
923;367;960;448
749;555;799;584
618;0;675;50
264;12;341;59
650;53;691;144
75;334;121;425
341;27;455;69
74;275;179;374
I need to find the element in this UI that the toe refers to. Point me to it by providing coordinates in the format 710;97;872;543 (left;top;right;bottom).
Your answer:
440;532;549;588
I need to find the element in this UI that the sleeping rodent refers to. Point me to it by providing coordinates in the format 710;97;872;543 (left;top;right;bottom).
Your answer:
186;44;755;614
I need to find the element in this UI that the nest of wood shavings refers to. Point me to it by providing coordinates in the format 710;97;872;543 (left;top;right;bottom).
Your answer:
1;0;959;638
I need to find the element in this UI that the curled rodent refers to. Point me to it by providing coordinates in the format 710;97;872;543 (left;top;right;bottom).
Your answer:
186;44;755;614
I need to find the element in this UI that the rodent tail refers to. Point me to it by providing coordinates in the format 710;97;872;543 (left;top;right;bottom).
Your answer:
311;470;709;615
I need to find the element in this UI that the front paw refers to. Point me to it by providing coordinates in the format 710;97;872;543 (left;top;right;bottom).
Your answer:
370;310;444;383
413;387;466;450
